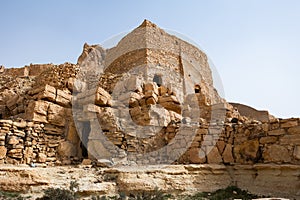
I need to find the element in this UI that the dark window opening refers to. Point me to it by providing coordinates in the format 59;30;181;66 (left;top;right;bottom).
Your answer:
194;85;201;93
81;121;91;158
0;114;2;119
153;74;162;87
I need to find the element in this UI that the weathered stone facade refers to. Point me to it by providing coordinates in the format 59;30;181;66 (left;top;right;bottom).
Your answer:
0;20;299;198
0;20;299;166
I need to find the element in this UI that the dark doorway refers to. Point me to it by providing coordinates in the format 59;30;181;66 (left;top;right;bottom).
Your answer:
153;74;162;87
81;121;91;158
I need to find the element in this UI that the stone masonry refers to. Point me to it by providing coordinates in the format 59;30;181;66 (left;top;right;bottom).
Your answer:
0;20;299;198
0;20;299;167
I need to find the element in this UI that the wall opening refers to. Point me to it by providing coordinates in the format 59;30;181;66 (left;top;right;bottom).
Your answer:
194;85;201;93
153;74;162;87
81;121;91;158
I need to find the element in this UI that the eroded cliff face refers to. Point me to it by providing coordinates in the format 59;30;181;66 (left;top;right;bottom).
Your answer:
0;20;299;199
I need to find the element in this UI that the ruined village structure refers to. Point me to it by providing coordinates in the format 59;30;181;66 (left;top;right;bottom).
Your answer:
0;20;299;198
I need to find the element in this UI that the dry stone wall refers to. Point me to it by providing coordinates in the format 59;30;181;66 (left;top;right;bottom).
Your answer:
0;20;299;169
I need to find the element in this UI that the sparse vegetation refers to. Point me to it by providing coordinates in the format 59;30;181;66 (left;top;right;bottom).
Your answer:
127;187;173;200
0;191;30;200
184;186;265;200
36;188;76;200
36;180;79;200
0;185;268;200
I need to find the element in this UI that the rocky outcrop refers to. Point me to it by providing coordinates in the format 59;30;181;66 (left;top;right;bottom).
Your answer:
0;164;298;199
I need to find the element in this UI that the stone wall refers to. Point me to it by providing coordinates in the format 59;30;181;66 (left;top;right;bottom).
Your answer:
230;102;271;122
181;118;300;165
1;64;54;77
0;19;299;198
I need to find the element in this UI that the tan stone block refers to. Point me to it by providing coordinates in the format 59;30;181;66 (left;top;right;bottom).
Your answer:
58;141;77;157
263;144;291;163
7;148;23;159
47;103;66;127
37;84;56;102
95;87;112;106
144;82;158;95
158;95;179;104
145;91;158;102
25;100;49;120
222;144;234;163
234;139;259;163
188;148;206;164
287;126;300;135
262;123;269;132
146;97;157;105
0;146;7;159
12;121;27;128
293;145;300;160
158;86;168;96
129;106;142;117
259;136;277;144
6;95;19;110
206;146;222;164
13;130;25;137
280;135;300;145
216;141;225;153
7;136;19;145
67;124;79;144
31;112;48;123
268;129;285;136
44;124;64;135
81;159;92;165
37;153;47;163
160;101;181;114
56;89;72;107
129;98;139;107
281;120;298;128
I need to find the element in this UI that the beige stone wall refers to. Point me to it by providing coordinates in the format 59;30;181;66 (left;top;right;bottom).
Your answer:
181;118;300;165
230;102;271;122
1;62;299;166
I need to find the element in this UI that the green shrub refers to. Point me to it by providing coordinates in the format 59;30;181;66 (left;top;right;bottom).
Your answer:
0;190;30;200
36;188;76;200
185;186;263;200
127;187;172;200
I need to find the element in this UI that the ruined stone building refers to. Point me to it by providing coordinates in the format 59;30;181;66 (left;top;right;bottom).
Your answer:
0;20;299;198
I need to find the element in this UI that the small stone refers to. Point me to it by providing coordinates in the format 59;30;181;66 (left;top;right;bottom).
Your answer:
293;145;300;160
81;159;92;165
96;159;113;167
7;136;19;145
259;136;277;144
268;129;285;136
0;146;7;159
37;153;47;163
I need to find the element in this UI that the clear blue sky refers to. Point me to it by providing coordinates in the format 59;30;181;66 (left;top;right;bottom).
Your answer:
1;1;299;118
